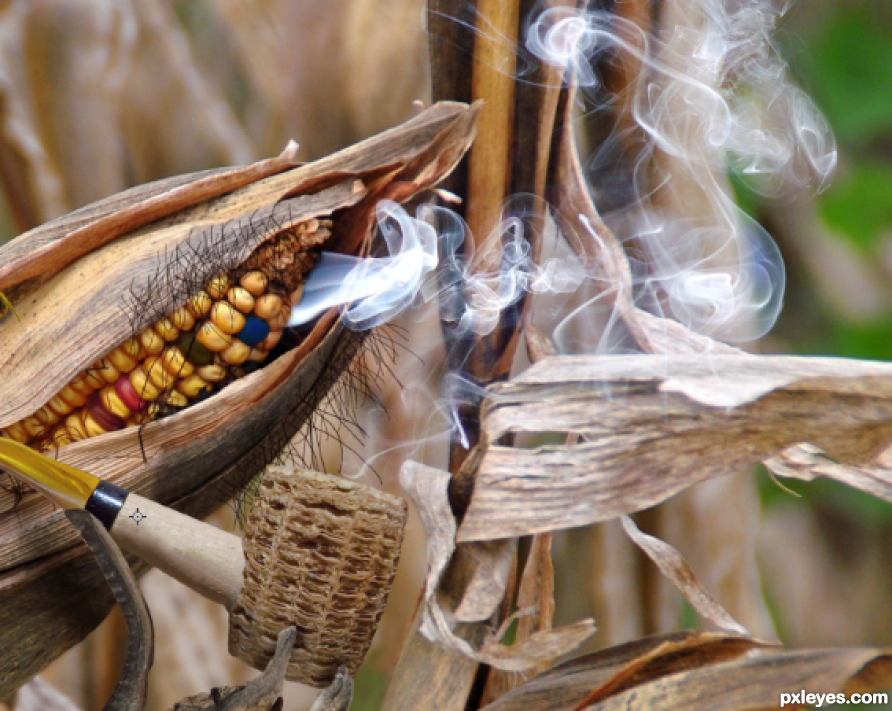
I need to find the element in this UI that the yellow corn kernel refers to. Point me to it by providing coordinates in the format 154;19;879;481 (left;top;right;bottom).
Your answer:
58;385;88;409
21;417;46;439
169;306;195;332
93;358;121;385
240;271;268;296
257;330;283;352
143;356;175;390
121;336;145;360
196;322;232;352
129;368;162;401
84;369;106;390
3;422;30;443
290;284;304;305
177;374;211;399
51;430;73;448
227;287;255;313
268;305;291;331
248;348;268;363
165;391;188;408
210;302;246;335
47;393;75;417
254;293;284;321
100;385;131;420
66;412;88;441
154;317;180;342
35;406;61;426
187;290;213;318
69;375;94;396
196;364;226;383
206;274;231;300
140;328;165;355
107;345;139;374
161;346;195;378
221;339;251;365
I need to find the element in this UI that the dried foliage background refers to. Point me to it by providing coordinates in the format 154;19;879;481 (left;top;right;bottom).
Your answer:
0;0;891;709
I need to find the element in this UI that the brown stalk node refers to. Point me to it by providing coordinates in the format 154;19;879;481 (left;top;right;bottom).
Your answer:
228;467;408;687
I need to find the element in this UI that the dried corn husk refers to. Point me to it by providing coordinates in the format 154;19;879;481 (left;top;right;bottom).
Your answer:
0;101;478;696
481;631;892;711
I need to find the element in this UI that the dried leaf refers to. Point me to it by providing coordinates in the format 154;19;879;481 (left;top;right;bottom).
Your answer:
483;631;892;711
655;470;776;639
579;647;892;711
516;533;555;645
481;632;764;710
307;666;353;711
767;442;892;502
481;531;558;703
548;60;772;637
620;516;748;636
459;354;892;541
400;460;594;672
0;144;299;297
453;539;517;623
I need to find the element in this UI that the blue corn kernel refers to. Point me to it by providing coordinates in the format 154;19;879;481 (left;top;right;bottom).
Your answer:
237;314;270;348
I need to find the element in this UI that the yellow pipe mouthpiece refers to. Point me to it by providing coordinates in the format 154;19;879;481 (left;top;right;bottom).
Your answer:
0;438;101;510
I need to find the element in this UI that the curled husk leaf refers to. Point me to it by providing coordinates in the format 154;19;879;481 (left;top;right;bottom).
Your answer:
0;101;479;695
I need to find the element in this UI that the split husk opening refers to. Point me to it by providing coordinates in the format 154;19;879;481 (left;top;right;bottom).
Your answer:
0;100;479;696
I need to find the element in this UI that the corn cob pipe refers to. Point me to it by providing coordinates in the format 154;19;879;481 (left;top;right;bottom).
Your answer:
1;219;328;451
0;439;408;687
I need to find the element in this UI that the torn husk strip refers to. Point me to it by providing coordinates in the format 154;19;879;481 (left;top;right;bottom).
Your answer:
482;631;892;711
458;354;892;542
453;539;517;624
0;142;298;298
620;516;748;636
399;460;594;671
766;442;892;502
0;102;478;696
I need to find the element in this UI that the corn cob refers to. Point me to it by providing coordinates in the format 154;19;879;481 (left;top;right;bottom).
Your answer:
1;219;332;452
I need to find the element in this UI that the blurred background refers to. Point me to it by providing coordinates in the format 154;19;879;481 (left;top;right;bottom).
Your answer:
0;0;890;709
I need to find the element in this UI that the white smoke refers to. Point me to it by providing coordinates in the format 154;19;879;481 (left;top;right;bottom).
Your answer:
290;199;587;337
523;0;834;342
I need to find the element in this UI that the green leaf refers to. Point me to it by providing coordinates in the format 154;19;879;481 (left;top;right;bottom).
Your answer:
818;161;892;254
797;12;892;143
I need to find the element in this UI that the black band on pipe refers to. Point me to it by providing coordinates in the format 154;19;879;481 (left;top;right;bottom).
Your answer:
85;480;129;530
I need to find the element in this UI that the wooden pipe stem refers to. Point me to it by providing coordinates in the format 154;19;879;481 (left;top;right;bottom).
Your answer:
111;493;244;608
